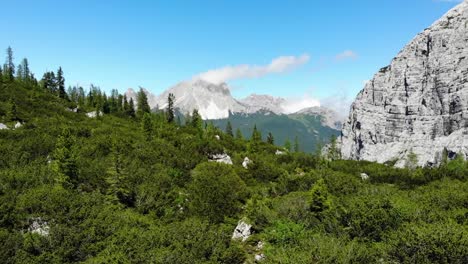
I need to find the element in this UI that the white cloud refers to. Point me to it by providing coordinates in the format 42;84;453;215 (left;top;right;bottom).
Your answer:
433;0;463;2
282;94;321;114
335;50;358;61
194;54;310;84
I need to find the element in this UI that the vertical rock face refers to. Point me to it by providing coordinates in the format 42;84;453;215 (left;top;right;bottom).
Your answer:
341;1;468;167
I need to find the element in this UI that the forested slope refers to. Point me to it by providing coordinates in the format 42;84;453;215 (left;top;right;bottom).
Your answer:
0;49;467;263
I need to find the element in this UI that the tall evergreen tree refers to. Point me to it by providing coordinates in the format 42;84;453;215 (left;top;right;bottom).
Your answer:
21;58;30;80
166;93;175;123
225;121;233;137
294;136;299;152
6;99;18;122
267;132;275;145
235;128;243;140
52;128;78;187
141;113;153;141
191;109;203;131
16;64;23;80
5;46;14;80
57;67;67;99
136;88;151;118
41;71;56;92
251;124;262;142
128;98;136;118
284;138;292;152
0;66;3;89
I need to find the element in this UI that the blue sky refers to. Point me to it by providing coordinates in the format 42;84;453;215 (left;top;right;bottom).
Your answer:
0;0;462;109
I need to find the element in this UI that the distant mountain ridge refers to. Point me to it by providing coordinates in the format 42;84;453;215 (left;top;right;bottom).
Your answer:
125;79;344;130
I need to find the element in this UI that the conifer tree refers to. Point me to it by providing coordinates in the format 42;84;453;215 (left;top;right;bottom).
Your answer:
251;124;262;142
141;113;153;141
0;66;3;89
284;138;292;152
166;93;175;123
309;178;332;214
106;138;130;205
57;67;67;99
16;64;23;80
52;128;78;187
294;136;299;152
225;121;233;137
5;46;14;80
267;132;274;145
128;98;136;118
191;109;203;131
235;128;243;140
136;88;151;118
6;99;18;122
21;58;30;80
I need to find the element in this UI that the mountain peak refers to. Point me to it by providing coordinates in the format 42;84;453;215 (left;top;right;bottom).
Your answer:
340;0;468;167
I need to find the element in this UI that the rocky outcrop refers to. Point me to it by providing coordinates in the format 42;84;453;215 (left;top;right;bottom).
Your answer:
28;217;50;236
242;157;251;169
341;1;468;167
232;220;252;242
209;153;233;165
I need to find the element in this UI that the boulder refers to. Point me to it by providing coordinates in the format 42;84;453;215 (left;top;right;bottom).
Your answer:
360;173;369;180
232;220;252;242
28;217;50;236
209;153;233;165
242;157;251;169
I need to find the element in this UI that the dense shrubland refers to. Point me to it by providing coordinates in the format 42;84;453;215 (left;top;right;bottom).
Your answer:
0;48;467;263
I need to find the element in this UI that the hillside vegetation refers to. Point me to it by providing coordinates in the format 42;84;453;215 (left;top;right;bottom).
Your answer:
0;49;467;263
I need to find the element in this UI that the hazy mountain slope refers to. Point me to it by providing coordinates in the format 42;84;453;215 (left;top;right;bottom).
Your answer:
209;112;341;153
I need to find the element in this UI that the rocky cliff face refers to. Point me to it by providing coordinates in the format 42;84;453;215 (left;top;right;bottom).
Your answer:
341;1;468;167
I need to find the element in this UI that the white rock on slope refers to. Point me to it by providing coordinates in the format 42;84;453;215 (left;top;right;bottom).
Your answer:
28;217;50;236
0;123;7;130
340;1;468;167
209;153;233;165
232;220;252;242
242;157;251;169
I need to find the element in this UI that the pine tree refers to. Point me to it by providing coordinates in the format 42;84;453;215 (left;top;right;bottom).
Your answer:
309;178;332;214
128;98;136;118
225;121;233;137
0;66;3;89
235;128;243;140
166;93;175;123
57;67;67;99
6;99;18;122
5;46;14;80
294;136;299;152
21;58;30;80
141;113;153;141
284;139;292;152
136;88;151;118
41;71;56;92
249;124;262;152
16;64;23;80
327;135;341;160
106;138;130;205
251;124;262;142
52;128;78;188
267;132;274;145
191;109;203;131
